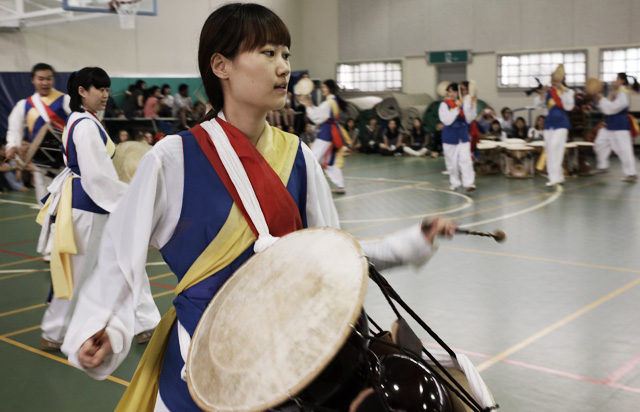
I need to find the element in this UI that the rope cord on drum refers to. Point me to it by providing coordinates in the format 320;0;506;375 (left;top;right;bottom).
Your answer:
368;263;499;412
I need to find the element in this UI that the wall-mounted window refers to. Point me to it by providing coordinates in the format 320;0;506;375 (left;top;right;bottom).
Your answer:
497;50;587;89
600;46;640;82
336;61;402;92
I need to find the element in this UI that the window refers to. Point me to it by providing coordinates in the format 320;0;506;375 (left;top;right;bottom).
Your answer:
336;61;402;92
497;50;587;89
600;46;640;82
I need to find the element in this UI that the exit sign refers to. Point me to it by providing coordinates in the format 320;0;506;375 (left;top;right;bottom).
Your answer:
428;50;471;64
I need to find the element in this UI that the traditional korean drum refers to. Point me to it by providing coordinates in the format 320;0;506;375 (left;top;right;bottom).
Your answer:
474;141;501;175
502;145;534;178
575;141;594;176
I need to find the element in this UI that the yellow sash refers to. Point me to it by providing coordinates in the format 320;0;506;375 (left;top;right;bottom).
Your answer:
327;99;351;168
115;125;300;412
35;124;117;300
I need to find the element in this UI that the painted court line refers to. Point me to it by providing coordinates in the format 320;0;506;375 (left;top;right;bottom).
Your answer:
604;352;640;384
0;199;40;209
476;276;640;373
0;213;38;222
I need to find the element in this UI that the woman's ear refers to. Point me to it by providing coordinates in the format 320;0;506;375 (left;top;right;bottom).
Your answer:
78;86;88;99
211;53;230;80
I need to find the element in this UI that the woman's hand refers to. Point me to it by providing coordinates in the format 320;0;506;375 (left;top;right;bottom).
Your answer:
421;217;458;244
78;330;113;369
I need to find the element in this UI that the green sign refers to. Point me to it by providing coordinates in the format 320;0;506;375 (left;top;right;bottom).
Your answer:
428;50;470;64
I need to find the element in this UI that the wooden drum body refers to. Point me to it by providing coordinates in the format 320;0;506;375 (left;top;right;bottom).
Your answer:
502;146;534;178
575;141;594;176
474;141;501;175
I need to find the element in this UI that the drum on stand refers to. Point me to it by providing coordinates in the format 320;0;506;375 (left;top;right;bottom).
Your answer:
474;141;500;175
563;142;579;177
575;141;594;176
502;145;534;178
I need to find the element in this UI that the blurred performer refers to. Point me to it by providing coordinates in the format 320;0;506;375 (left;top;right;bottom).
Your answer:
5;63;70;203
595;73;639;181
36;67;160;351
438;82;477;192
533;64;575;187
300;79;349;194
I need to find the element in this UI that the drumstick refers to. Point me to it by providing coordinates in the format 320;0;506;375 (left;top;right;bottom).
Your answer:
456;228;506;243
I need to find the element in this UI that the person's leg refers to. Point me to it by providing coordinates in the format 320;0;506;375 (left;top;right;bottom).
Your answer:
544;129;567;184
458;142;476;188
443;143;461;188
593;128;612;171
609;130;638;178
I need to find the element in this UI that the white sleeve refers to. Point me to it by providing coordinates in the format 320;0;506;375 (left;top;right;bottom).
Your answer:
462;96;477;124
63;94;71;115
561;89;575;112
438;102;459;126
303;143;340;228
62;136;184;379
598;91;629;115
305;100;332;125
74;121;128;213
533;94;544;109
6;100;27;150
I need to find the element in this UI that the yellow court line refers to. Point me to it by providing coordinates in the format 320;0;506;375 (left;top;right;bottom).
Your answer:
149;272;173;281
0;257;43;269
476;276;640;372
0;303;46;318
1;325;41;338
0;335;129;387
153;290;175;298
0;213;38;222
0;268;49;281
441;246;640;275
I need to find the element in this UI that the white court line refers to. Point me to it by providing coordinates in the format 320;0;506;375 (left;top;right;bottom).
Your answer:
461;185;563;228
0;269;49;274
0;199;40;210
340;188;473;223
146;262;167;266
346;176;432;185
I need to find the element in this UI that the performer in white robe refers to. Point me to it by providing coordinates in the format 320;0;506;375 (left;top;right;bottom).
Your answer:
37;67;160;350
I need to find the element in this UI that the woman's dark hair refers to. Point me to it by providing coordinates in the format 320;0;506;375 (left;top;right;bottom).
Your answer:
134;79;146;90
515;117;527;129
198;3;291;119
446;82;458;93
147;86;160;100
535;115;545;130
618;72;640;93
323;79;347;111
161;84;171;94
501;107;512;117
412;118;426;136
490;120;502;131
67;67;110;112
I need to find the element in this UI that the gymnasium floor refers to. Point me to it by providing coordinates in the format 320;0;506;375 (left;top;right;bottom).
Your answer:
1;151;639;412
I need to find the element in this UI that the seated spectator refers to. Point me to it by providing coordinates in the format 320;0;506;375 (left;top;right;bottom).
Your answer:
17;141;34;188
281;91;295;128
512;117;528;139
483;120;507;141
475;107;497;133
499;107;514;136
123;80;146;119
190;101;207;126
379;119;405;156
173;84;192;131
299;122;317;146
527;115;545;142
143;86;164;118
403;117;429;157
118;129;131;143
0;143;28;193
160;84;174;116
359;116;381;154
428;121;444;157
344;118;360;153
267;110;283;128
104;95;124;118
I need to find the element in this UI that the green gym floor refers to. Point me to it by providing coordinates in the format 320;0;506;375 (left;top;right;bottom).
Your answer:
1;151;639;412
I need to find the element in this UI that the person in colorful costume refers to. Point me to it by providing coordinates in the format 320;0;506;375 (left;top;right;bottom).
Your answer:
438;82;477;192
533;64;575;187
5;63;71;203
36;67;160;351
61;4;456;411
300;79;350;194
595;72;639;181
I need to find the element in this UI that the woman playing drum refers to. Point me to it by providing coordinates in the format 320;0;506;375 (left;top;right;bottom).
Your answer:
61;4;456;411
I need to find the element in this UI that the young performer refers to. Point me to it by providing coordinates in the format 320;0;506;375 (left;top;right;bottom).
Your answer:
299;79;349;194
438;82;477;192
5;63;70;203
36;67;160;351
61;4;456;411
595;72;639;181
533;64;575;187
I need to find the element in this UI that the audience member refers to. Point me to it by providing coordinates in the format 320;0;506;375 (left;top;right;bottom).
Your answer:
161;84;174;114
104;95;124;118
0;143;28;192
528;115;545;142
403;117;429;157
143;86;163;118
123;80;146;119
191;101;207;126
499;107;514;136
172;84;192;130
360;116;381;154
299;122;317;146
379;119;404;156
475;107;496;133
344;118;360;152
512;117;528;139
118;129;130;143
428;121;444;157
483;120;507;141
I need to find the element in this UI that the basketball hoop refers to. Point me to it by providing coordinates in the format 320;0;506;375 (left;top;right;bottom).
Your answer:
111;0;141;30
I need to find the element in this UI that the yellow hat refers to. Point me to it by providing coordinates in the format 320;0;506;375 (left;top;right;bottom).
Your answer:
551;64;565;82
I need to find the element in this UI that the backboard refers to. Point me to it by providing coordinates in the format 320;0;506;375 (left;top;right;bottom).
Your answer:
62;0;157;16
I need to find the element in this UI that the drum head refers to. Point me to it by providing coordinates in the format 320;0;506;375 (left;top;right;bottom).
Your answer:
187;228;369;412
436;81;450;98
294;77;314;95
112;141;151;183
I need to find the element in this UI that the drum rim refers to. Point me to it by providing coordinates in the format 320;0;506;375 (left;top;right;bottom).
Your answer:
186;227;369;412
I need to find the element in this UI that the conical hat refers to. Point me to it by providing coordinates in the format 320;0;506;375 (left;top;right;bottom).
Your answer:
468;80;477;98
551;64;565;82
436;81;450;97
112;141;151;183
585;77;603;94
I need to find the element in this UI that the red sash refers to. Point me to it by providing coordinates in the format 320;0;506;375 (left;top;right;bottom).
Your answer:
27;96;66;131
190;121;303;238
548;88;564;110
445;99;465;121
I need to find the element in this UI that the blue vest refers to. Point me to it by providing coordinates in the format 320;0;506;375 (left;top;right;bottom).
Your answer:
64;116;113;214
157;130;308;411
24;94;68;141
441;108;469;144
605;90;630;131
543;90;571;130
